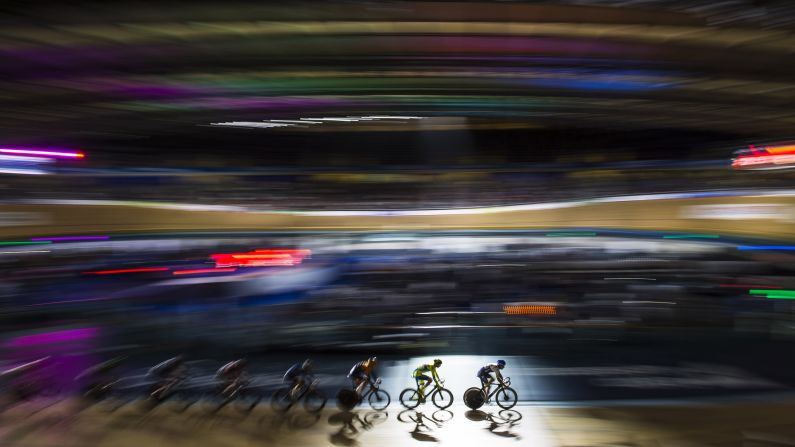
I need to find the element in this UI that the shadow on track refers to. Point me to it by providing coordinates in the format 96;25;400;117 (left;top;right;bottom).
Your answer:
328;409;388;446
465;409;522;439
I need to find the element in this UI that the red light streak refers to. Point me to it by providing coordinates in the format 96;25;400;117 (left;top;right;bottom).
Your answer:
210;249;310;268
84;267;169;274
732;153;795;169
735;143;795;170
172;268;237;275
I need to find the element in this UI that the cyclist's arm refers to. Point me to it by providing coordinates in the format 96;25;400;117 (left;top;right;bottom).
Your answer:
431;367;441;383
495;369;505;384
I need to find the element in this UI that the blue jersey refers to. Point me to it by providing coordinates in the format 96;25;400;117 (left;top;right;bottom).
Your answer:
284;363;309;381
478;363;500;376
348;361;378;380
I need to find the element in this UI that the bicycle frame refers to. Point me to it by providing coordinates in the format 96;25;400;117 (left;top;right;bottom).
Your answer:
152;377;183;399
291;379;319;402
419;381;444;396
220;378;248;397
346;378;388;410
481;378;511;400
362;382;380;400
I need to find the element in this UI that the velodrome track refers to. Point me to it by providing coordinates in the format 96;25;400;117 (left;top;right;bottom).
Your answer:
1;191;794;240
4;396;795;446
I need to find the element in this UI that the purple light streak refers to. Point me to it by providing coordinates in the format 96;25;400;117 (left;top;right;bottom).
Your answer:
5;328;98;348
0;147;85;159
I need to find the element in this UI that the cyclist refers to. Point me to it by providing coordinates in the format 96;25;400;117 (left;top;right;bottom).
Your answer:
76;356;126;397
413;359;442;403
0;357;53;399
477;359;506;400
215;358;248;395
348;356;379;398
284;359;314;399
148;356;187;393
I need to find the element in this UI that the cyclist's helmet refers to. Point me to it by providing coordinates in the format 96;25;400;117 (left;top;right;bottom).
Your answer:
302;359;313;372
497;359;506;369
237;358;248;369
433;359;442;367
369;356;378;364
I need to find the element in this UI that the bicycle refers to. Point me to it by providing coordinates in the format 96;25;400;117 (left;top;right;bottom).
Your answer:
214;378;263;413
145;375;196;412
1;357;61;402
398;409;453;425
79;378;129;412
463;377;518;410
271;378;327;413
337;379;390;411
399;380;453;409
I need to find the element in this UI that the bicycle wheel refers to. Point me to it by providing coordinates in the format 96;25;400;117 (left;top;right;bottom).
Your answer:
170;390;197;413
364;410;388;425
233;389;262;413
336;389;358;411
40;384;62;398
399;388;421;409
368;389;390;411
289;412;321;429
98;395;128;413
431;388;453;410
397;409;416;423
432;409;453;423
271;387;293;412
495;387;518;410
498;409;523;422
303;389;327;413
463;387;484;410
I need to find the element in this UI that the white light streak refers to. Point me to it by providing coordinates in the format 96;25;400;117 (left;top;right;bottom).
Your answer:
302;117;359;122
0;250;50;254
415;311;503;315
622;300;676;305
209;116;425;129
604;277;657;281
209;122;293;128
270;119;321;124
0;155;51;163
360;115;423;119
0;168;47;175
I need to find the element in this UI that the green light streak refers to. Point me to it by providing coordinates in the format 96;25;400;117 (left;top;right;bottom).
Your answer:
0;241;52;246
750;289;795;299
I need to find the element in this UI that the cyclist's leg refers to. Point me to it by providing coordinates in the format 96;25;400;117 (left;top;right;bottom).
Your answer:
289;377;301;399
221;379;236;395
480;373;494;397
416;374;431;398
353;375;367;397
